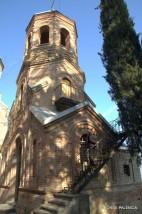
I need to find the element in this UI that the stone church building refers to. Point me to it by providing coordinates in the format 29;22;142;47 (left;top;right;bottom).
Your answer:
0;10;141;214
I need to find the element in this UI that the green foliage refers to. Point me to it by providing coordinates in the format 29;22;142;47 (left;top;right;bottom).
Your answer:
100;0;142;154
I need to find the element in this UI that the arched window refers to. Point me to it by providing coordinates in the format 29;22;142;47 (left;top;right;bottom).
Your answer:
40;26;49;44
60;28;70;48
61;78;71;86
33;140;37;177
20;84;24;106
61;78;71;97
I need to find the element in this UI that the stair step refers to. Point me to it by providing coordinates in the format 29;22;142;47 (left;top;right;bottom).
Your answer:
0;213;16;214
34;209;51;214
0;210;16;214
48;198;67;207
6;212;16;214
41;204;58;213
53;193;75;200
6;200;15;205
34;193;77;214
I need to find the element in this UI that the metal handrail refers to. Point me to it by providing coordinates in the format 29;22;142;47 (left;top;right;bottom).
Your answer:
65;134;127;194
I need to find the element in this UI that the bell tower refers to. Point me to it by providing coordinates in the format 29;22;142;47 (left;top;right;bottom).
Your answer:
17;11;86;112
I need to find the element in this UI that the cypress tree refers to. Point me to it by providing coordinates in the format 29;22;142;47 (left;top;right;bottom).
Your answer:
100;0;142;154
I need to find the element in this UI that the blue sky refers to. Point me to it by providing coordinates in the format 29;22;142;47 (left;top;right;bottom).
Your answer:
0;0;142;123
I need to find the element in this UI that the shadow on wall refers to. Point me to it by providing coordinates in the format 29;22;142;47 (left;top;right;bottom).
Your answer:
0;79;117;213
0;15;136;214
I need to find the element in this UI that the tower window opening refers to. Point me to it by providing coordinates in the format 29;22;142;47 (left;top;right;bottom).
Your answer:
60;28;70;48
40;26;49;44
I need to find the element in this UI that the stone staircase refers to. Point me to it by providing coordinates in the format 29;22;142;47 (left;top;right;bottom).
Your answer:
34;193;89;214
33;133;126;214
70;133;127;193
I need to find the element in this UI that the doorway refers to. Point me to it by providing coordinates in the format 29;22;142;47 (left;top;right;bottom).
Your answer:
80;133;96;171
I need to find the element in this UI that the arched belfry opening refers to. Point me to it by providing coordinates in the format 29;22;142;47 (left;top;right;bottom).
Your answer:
40;25;49;44
60;28;70;48
15;137;22;201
